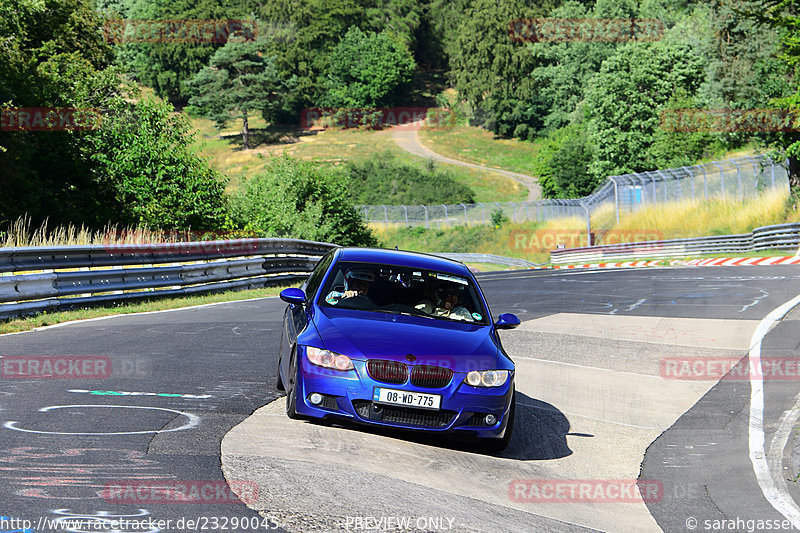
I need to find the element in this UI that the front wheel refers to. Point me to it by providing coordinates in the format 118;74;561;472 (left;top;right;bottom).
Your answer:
286;351;301;419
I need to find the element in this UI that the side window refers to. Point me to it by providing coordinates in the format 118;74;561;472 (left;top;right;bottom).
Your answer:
303;251;334;299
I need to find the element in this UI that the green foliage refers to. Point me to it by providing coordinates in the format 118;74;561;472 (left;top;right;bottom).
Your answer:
186;40;294;148
0;0;115;227
85;98;228;229
490;209;509;227
534;124;598;198
0;0;228;230
230;156;377;246
322;27;415;108
345;153;475;204
258;0;424;117
113;0;259;102
447;0;556;139
585;41;706;178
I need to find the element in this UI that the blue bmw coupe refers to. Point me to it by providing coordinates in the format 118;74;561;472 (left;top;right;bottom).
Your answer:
276;247;520;451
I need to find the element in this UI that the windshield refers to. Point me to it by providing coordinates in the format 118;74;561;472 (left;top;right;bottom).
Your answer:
318;261;489;325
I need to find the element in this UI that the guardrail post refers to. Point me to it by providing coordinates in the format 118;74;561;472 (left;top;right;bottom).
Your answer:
657;170;669;202
700;165;708;199
610;176;620;223
580;201;591;246
749;158;759;193
769;156;776;187
732;160;742;200
682;166;694;201
712;161;725;197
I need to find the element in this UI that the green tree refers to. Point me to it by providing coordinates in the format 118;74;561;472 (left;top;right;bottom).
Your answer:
231;156;376;246
85;98;228;229
323;26;415;107
0;0;115;227
743;0;800;191
258;0;423;118
114;0;260;103
0;0;228;230
585;41;706;178
533;123;597;198
447;0;557;139
187;41;294;149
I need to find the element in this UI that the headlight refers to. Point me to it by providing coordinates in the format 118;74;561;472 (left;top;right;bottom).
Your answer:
306;347;354;371
464;370;509;387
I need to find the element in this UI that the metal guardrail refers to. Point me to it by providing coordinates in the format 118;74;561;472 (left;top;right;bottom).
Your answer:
0;238;337;320
432;253;544;269
549;223;800;264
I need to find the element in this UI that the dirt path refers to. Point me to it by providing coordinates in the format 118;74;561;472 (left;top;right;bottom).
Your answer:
391;121;542;201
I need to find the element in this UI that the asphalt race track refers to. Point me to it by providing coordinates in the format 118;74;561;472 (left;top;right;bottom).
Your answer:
1;265;800;532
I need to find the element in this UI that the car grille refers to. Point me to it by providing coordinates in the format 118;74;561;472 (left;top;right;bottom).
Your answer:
367;359;408;384
352;400;456;428
410;365;453;388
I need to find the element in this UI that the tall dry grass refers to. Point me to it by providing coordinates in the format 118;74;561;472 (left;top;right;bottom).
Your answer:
611;189;791;238
0;216;221;248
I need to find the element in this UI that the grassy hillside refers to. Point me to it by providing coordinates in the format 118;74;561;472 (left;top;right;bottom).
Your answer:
188;115;527;202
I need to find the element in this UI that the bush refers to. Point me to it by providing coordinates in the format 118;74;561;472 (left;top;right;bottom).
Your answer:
533;124;598;199
86;98;228;229
230;156;376;246
346;153;475;205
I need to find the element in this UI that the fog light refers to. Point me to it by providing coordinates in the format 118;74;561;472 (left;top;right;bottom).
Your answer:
484;414;497;425
309;393;323;405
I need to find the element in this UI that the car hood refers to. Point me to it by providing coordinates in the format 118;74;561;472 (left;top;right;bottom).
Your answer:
313;308;498;372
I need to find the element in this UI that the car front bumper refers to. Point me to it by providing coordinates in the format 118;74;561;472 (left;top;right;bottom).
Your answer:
294;357;514;439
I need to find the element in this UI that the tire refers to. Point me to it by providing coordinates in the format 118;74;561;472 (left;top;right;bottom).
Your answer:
484;390;515;453
275;358;285;391
286;350;301;420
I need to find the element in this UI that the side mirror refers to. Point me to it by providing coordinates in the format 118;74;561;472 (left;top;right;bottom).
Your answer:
494;313;520;330
280;288;307;305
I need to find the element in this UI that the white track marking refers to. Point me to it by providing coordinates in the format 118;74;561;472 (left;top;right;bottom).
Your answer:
749;293;800;526
0;296;279;338
3;405;200;435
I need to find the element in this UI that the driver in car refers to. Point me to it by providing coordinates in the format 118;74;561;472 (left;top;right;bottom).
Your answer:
325;268;375;305
415;282;474;321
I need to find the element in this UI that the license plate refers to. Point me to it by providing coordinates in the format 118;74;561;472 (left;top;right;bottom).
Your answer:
373;387;441;410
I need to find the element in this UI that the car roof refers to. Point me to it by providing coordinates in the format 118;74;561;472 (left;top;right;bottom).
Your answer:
336;247;471;277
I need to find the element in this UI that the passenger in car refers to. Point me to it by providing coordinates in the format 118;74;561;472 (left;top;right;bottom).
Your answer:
415;283;474;321
325;268;375;305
